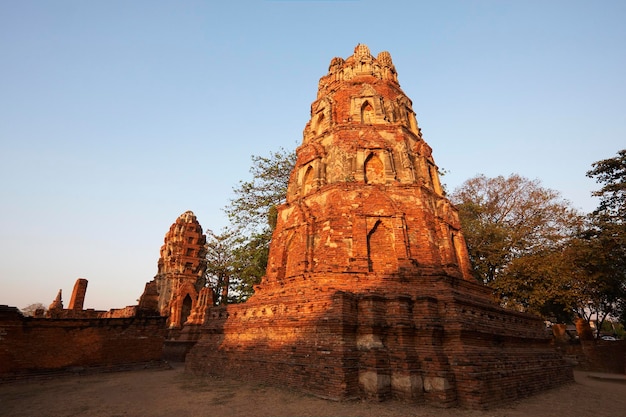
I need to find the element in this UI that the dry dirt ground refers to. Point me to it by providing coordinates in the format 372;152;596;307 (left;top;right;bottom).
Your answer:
1;364;625;417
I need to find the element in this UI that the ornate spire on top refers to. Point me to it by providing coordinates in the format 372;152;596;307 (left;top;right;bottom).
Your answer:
304;44;421;174
318;44;398;99
353;43;372;60
376;50;394;68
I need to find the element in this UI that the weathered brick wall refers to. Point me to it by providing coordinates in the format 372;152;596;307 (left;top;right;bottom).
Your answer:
186;273;573;408
187;289;359;400
0;305;167;376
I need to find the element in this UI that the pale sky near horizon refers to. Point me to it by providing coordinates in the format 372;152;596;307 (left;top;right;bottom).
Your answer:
1;1;625;311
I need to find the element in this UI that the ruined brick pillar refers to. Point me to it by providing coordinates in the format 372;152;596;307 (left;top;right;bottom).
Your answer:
47;289;63;313
68;278;88;310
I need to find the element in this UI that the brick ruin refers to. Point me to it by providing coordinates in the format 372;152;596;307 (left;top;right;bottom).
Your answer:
138;210;213;359
0;305;166;378
0;211;209;377
138;210;209;330
0;275;166;378
46;278;98;319
1;45;588;405
185;44;575;408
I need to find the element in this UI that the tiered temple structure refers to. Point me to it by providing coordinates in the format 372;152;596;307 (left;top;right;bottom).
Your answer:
139;211;209;328
186;44;573;408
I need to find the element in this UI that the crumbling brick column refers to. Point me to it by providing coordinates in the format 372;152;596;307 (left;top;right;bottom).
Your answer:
68;278;88;310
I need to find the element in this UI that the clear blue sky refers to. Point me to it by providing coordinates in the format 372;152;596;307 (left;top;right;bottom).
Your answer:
1;1;624;310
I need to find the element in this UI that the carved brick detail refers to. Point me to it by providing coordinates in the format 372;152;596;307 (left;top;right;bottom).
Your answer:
186;44;574;408
142;211;208;328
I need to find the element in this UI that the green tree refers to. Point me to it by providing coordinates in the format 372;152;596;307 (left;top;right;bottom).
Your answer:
566;231;625;337
587;149;626;222
493;248;580;323
205;228;272;305
204;228;237;305
225;147;296;235
228;232;271;303
210;147;296;303
451;174;583;285
579;149;626;333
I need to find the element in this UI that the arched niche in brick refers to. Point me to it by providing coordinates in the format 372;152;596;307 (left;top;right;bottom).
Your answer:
366;217;397;273
169;281;199;328
450;229;471;276
302;165;315;195
349;85;386;125
358;149;395;184
284;228;307;279
314;111;326;135
266;202;312;283
361;100;375;124
364;153;385;184
298;158;324;196
427;161;443;195
311;97;332;137
181;294;193;325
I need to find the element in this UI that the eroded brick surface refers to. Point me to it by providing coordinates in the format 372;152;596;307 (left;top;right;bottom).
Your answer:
68;278;88;310
140;211;208;328
186;44;574;408
0;305;166;376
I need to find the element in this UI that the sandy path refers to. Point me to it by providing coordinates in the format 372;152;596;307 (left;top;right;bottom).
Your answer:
1;364;624;417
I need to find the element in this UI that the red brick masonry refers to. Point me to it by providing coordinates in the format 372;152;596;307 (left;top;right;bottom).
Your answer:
185;45;574;408
0;305;166;377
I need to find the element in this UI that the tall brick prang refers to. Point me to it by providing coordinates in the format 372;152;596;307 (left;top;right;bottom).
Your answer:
186;44;574;408
264;43;473;285
140;211;208;328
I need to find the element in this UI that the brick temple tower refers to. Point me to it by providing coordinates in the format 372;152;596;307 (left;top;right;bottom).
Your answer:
141;211;207;328
186;45;573;408
264;42;473;287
